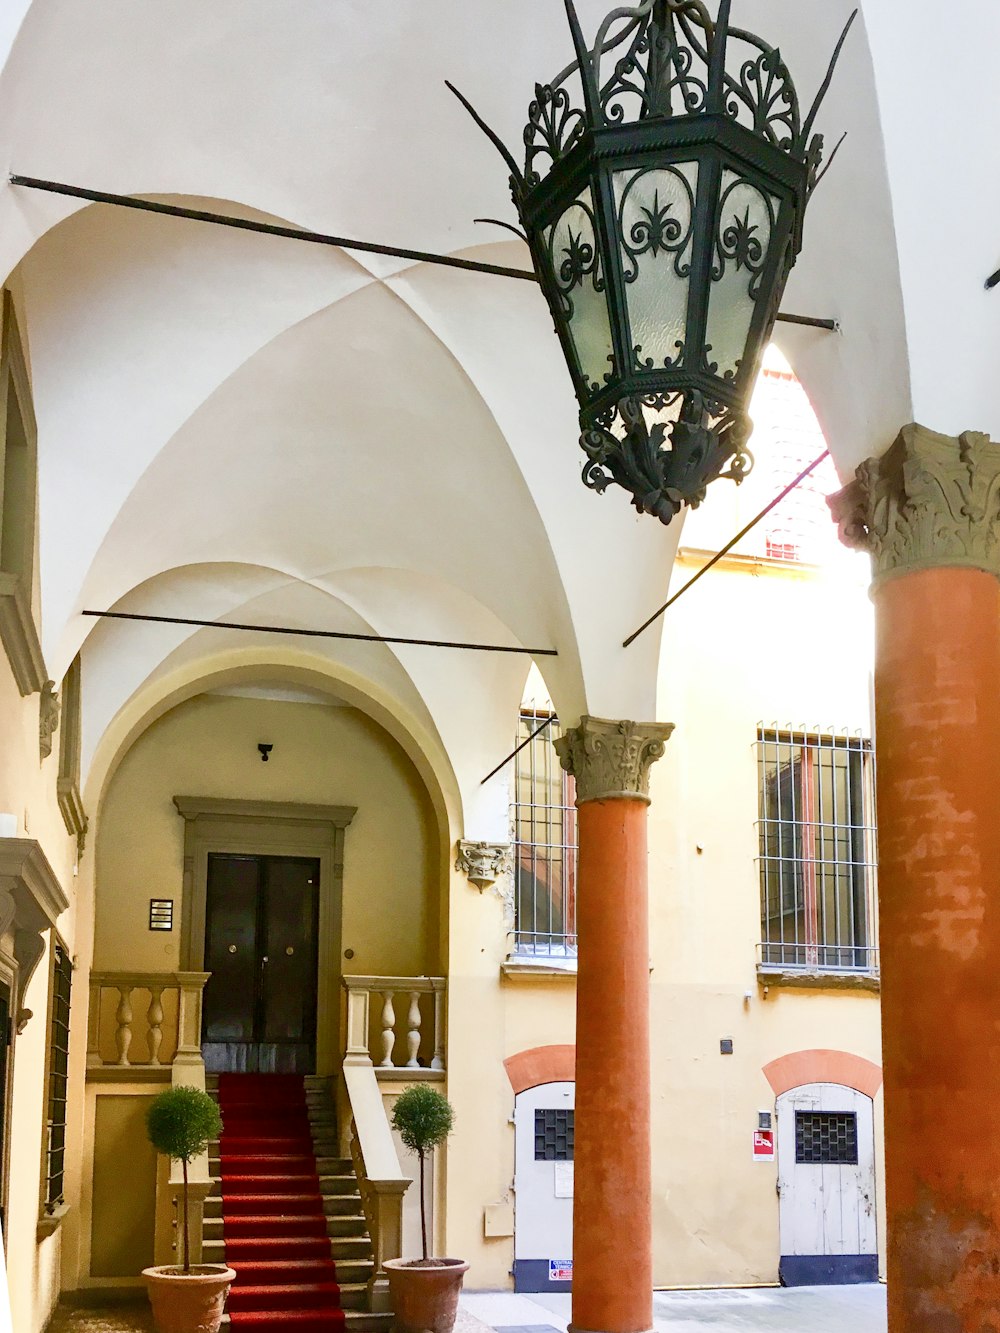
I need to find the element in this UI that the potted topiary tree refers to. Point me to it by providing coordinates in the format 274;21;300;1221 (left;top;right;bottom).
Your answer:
384;1085;467;1333
142;1085;235;1333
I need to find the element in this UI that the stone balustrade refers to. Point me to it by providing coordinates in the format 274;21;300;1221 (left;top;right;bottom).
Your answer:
87;971;210;1077
342;975;446;1074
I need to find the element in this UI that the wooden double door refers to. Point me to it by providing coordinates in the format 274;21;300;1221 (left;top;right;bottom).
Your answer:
202;853;320;1074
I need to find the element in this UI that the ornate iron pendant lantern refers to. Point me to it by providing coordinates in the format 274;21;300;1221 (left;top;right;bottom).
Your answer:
450;0;854;524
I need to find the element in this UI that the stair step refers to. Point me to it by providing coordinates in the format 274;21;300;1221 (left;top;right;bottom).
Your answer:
213;1162;354;1182
207;1074;373;1318
219;1217;332;1239
222;1315;391;1331
336;1283;368;1311
206;1217;369;1242
206;1194;362;1219
228;1282;344;1313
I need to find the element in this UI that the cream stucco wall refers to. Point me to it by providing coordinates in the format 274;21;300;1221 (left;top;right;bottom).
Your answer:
0;661;80;1333
94;692;441;981
440;546;882;1291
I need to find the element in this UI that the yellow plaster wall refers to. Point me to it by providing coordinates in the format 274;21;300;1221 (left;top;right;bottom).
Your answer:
0;596;81;1330
89;1095;158;1277
443;555;883;1291
638;555;882;1285
94;693;439;979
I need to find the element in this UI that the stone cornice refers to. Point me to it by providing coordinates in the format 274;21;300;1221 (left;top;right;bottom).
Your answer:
173;796;356;829
0;573;46;697
0;838;69;926
554;715;674;805
0;838;70;1026
829;424;1000;587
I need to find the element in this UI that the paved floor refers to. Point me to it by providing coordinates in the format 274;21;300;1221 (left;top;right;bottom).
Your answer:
45;1305;152;1333
460;1285;888;1332
44;1286;887;1332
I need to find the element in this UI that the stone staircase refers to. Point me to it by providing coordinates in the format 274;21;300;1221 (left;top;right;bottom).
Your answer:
203;1074;392;1332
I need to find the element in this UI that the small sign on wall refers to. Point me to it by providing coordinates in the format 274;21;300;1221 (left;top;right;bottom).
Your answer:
753;1129;776;1162
553;1162;574;1199
549;1259;573;1282
149;899;174;931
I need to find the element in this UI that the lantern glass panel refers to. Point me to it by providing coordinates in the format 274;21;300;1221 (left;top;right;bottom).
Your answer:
705;170;780;380
613;163;698;372
545;190;614;395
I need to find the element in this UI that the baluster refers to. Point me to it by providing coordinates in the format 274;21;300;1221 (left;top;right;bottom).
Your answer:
147;985;165;1065
405;992;422;1068
87;980;103;1067
378;992;396;1067
115;985;134;1066
431;984;445;1071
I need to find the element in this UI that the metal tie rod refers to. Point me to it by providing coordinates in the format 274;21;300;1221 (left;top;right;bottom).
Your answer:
82;609;557;657
622;450;831;648
478;452;831;781
9;176;837;328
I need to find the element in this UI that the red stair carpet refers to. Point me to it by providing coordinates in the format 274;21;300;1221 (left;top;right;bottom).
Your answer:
218;1073;346;1331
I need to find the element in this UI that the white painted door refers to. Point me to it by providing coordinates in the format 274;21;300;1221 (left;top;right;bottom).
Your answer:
513;1081;574;1292
777;1083;877;1282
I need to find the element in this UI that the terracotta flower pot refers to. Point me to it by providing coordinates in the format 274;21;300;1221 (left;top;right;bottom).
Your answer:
383;1257;470;1333
142;1263;236;1333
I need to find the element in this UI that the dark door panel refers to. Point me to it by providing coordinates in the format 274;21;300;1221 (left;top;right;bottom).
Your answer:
202;854;319;1073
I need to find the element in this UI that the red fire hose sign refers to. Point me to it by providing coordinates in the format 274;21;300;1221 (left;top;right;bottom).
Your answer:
753;1130;776;1162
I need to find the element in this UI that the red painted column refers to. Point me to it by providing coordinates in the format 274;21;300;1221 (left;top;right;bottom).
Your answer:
555;717;673;1333
833;425;1000;1330
876;567;1000;1328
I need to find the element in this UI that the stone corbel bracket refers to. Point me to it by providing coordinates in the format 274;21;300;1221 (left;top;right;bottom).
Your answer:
39;679;59;761
0;839;70;1024
455;840;512;893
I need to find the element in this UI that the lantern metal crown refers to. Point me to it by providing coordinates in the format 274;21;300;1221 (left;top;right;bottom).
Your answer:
450;0;855;524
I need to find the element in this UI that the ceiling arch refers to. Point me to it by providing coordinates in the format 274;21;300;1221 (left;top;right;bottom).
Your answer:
83;652;463;869
77;559;559;839
7;0;990;730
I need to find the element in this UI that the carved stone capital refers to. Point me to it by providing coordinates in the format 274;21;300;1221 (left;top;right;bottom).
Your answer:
829;424;1000;587
455;840;512;892
554;715;674;805
39;680;60;761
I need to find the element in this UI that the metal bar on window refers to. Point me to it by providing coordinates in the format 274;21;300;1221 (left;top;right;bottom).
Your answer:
756;725;877;976
512;710;579;957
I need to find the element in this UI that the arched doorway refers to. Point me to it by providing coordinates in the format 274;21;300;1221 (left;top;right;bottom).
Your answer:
776;1082;877;1286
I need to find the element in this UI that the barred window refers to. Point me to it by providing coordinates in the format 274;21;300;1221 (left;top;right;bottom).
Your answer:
44;941;72;1214
757;727;877;973
512;710;577;956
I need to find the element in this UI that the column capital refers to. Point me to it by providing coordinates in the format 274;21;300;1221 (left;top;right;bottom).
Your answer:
554;715;674;805
829;423;1000;587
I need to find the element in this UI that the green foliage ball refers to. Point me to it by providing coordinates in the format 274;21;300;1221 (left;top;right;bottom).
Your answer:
146;1086;222;1164
391;1084;454;1156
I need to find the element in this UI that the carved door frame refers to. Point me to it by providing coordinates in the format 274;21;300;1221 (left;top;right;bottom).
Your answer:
173;798;355;1077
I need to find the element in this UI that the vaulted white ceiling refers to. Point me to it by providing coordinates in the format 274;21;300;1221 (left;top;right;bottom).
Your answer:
1;0;993;834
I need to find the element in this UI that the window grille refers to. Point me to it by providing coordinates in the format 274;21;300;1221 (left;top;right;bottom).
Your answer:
512;709;577;956
44;941;72;1214
795;1111;858;1165
534;1108;574;1161
757;727;877;973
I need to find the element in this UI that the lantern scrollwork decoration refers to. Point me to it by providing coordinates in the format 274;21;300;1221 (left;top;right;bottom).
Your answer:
449;0;856;524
